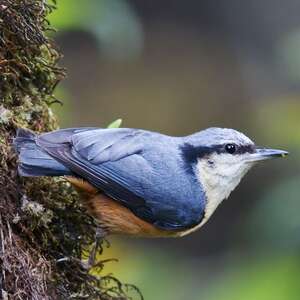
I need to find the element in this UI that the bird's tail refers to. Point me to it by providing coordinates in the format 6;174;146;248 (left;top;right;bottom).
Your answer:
13;128;71;177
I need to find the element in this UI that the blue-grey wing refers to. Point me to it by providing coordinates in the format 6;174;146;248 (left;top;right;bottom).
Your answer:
37;128;203;230
70;128;144;163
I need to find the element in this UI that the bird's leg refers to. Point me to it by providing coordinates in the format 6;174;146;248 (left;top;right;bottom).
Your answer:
65;177;108;267
87;226;108;268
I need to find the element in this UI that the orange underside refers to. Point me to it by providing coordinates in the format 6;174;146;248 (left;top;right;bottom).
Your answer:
65;176;178;237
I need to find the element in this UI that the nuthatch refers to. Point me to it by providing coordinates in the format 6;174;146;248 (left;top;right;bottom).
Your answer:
14;127;288;237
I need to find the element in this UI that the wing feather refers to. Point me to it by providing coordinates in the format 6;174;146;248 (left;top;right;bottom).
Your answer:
36;128;200;230
43;145;156;224
72;128;143;163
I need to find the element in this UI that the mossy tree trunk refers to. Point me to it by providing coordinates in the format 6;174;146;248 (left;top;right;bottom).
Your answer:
0;1;141;299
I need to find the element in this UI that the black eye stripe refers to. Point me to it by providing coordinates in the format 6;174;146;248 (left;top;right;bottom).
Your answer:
180;143;255;164
233;144;255;154
215;144;255;155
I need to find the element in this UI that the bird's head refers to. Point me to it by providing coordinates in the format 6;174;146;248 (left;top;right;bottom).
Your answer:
182;127;288;224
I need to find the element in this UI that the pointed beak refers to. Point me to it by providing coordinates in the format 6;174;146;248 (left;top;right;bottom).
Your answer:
245;148;289;162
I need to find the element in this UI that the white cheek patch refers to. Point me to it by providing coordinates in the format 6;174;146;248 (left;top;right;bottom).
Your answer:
198;153;252;221
179;154;252;236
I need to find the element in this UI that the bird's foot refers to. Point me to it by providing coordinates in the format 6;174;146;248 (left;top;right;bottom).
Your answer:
86;226;108;269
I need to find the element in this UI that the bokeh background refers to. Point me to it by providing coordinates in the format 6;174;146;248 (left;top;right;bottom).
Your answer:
49;1;300;299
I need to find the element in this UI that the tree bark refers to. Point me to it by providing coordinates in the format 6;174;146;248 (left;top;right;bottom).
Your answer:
0;1;141;299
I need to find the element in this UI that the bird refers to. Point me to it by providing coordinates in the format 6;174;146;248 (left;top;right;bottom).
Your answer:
13;126;288;238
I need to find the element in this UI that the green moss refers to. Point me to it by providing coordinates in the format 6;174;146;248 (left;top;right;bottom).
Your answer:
0;1;142;299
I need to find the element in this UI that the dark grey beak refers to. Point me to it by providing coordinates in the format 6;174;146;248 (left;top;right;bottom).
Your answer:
246;148;289;162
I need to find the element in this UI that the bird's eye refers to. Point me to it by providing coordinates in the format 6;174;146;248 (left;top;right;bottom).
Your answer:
225;143;237;154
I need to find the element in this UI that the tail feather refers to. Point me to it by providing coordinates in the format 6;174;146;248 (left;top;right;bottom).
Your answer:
13;128;71;177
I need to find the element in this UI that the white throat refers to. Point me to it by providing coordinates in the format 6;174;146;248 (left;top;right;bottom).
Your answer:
179;154;252;237
197;155;252;223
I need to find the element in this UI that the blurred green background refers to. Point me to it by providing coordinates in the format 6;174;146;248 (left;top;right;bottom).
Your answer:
49;1;300;299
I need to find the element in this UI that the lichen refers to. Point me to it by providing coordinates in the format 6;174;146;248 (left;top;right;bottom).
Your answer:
0;1;142;299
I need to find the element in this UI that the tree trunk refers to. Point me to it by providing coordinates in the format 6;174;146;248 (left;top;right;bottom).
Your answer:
0;1;141;299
